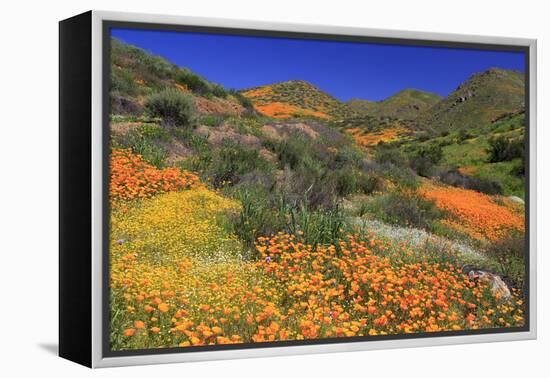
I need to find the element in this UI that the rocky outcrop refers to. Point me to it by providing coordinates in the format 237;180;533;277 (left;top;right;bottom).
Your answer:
467;269;512;300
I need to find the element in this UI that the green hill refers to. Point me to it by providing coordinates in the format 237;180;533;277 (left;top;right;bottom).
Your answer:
347;89;441;120
417;68;525;132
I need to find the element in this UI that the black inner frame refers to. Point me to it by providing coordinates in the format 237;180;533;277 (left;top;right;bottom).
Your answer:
102;19;531;358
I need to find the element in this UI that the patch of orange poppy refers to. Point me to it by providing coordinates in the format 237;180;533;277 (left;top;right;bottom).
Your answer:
253;102;331;120
420;184;524;241
109;148;202;207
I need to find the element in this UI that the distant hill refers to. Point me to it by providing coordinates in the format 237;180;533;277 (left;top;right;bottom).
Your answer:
240;80;357;120
348;89;441;121
418;68;525;132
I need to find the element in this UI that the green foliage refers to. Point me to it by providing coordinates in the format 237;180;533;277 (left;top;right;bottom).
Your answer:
229;90;255;112
175;131;213;173
138;124;171;141
333;167;382;197
224;186;286;253
111;67;138;96
334;146;363;168
208;141;273;188
200;114;227;128
120;124;169;167
287;203;346;248
474;161;525;198
144;89;195;128
175;69;212;94
457;128;472;143
275;135;311;170
364;192;445;231
485;233;526;289
416;143;444;164
408;143;443;177
226;117;264;137
211;84;228;98
374;146;406;167
175;69;228;98
510;158;525;178
487;135;524;163
111;38;176;90
225;183;347;253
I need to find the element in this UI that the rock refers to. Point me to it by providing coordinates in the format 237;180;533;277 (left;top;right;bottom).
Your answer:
508;196;525;205
468;270;512;301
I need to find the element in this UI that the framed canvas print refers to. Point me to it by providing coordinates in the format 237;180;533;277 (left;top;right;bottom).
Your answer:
59;10;537;368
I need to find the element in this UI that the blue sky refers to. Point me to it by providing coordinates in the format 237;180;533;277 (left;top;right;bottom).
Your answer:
111;28;525;102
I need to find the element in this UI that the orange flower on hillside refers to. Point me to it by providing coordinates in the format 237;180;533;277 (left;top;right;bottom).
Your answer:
109;148;202;206
253;102;330;120
420;184;524;241
346;127;407;147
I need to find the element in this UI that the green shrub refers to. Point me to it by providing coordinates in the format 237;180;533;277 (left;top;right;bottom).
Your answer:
333;168;381;197
485;233;526;289
374;147;406;167
487;135;524;163
334;167;359;197
211;84;228;98
409;156;436;177
334;146;363;168
510;157;526;178
409;143;443;177
175;69;212;94
111;67;138;97
276;135;311;170
144;89;195;128
366;192;444;231
416;132;431;142
384;165;418;189
416;143;443;164
209;141;272;187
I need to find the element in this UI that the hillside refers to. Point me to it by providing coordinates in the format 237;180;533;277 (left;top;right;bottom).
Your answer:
110;38;251;117
108;39;527;350
418;68;525;132
348;89;441;120
240;80;357;120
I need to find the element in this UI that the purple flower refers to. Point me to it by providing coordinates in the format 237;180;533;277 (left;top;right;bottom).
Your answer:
265;256;271;263
116;239;125;245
